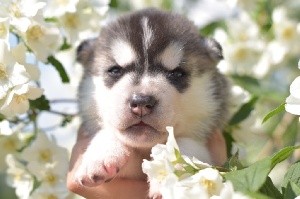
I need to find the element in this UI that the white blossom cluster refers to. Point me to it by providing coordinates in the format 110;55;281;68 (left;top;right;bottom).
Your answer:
0;0;109;198
210;1;300;162
0;120;69;199
142;127;250;199
215;6;300;78
0;0;109;118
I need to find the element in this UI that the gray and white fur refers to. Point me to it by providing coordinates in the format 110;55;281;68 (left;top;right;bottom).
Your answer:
75;8;229;196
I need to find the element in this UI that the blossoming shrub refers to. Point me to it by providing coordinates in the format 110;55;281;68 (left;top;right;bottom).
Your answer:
143;127;300;198
0;0;299;198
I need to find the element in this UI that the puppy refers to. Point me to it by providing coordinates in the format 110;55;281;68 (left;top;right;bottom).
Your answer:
75;8;229;196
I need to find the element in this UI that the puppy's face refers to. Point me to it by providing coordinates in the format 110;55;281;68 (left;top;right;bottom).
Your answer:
78;9;227;148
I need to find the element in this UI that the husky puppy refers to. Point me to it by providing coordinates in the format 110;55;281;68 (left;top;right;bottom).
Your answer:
75;8;229;195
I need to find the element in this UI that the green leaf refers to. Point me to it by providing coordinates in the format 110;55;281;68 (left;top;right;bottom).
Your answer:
229;96;259;126
0;114;4;121
47;55;70;83
109;0;118;8
283;117;299;146
223;151;245;171
245;192;272;199
260;177;283;199
271;146;300;169
60;37;72;51
282;161;300;189
225;158;272;193
284;182;300;199
223;129;235;158
61;115;73;127
200;20;226;36
262;103;286;124
230;74;260;94
29;95;50;111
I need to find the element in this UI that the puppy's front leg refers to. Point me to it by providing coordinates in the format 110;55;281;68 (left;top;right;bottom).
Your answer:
75;129;131;187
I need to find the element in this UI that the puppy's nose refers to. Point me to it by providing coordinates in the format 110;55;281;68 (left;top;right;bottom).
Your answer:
129;94;157;117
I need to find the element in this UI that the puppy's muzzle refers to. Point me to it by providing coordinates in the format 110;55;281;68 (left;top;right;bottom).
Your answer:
129;94;157;117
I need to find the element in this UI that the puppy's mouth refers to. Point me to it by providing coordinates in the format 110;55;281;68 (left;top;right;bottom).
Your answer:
116;120;166;146
126;121;159;133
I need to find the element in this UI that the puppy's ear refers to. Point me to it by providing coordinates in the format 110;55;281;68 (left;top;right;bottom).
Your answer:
202;38;223;63
76;38;97;66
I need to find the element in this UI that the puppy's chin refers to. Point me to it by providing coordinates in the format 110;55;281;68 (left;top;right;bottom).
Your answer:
116;122;168;148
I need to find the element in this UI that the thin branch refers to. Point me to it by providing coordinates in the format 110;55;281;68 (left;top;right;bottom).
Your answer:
49;99;78;104
46;109;78;117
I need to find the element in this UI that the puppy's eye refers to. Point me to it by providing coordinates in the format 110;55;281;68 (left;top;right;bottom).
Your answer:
107;65;123;77
167;68;187;79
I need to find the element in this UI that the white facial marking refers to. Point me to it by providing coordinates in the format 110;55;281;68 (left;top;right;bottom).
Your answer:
111;39;136;66
159;42;183;70
141;17;153;51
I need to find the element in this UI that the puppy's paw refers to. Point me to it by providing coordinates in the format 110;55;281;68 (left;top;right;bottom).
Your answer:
75;132;130;187
148;194;162;199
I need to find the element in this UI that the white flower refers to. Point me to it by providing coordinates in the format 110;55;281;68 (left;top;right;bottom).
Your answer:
11;42;40;81
59;11;90;44
0;17;9;43
142;127;178;183
0;120;12;136
285;60;300;115
29;162;68;193
226;11;259;42
23;21;62;62
143;158;176;183
214;11;269;77
30;184;69;199
0;122;24;171
84;0;110;15
161;168;226;199
21;132;69;171
181;168;224;197
286;76;300;115
152;126;178;160
1;0;46;32
6;154;34;199
44;0;79;17
229;85;250;116
271;7;300;58
0;83;43;118
0;41;30;99
211;181;251;199
0;133;24;170
57;0;109;44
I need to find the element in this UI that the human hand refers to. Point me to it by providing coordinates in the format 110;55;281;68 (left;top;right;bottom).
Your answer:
67;127;227;199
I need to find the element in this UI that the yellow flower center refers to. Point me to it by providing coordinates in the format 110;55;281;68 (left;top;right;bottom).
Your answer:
26;25;44;41
63;13;78;29
157;169;168;182
238;33;249;42
38;149;52;162
282;25;295;40
56;0;69;6
201;179;216;196
45;172;58;185
233;47;248;61
3;137;18;152
0;63;7;79
0;23;7;38
46;194;58;199
10;3;22;18
15;94;27;104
